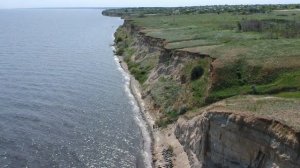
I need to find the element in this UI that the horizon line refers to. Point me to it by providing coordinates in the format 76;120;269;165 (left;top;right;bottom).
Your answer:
0;3;299;10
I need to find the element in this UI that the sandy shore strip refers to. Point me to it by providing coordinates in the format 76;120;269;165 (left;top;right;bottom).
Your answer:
116;56;190;168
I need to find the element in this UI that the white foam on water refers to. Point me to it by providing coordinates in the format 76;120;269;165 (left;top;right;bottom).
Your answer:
112;50;152;168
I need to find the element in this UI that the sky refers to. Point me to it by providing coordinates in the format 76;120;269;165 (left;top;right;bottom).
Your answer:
0;0;299;9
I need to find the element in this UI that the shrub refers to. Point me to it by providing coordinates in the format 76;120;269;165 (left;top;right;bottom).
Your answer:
251;85;258;94
180;75;187;84
115;36;123;43
138;13;145;18
115;48;124;55
151;77;181;109
129;66;148;84
239;20;263;32
191;66;204;80
167;145;174;154
178;105;188;115
238;19;300;38
155;118;174;128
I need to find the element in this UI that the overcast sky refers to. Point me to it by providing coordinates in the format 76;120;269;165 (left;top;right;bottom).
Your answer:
0;0;299;9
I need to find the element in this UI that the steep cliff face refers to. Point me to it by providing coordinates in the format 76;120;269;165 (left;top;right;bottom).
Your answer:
175;112;300;168
118;20;214;120
123;20;210;81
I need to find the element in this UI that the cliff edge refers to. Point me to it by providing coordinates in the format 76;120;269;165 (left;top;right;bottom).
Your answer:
176;111;300;168
104;9;300;167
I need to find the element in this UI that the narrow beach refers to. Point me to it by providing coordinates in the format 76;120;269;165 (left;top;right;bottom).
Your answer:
115;56;190;168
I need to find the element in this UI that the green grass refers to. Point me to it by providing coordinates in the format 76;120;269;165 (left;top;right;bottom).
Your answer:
124;50;155;84
114;27;157;84
208;38;300;61
253;70;300;97
150;77;181;110
127;61;148;83
209;95;300;130
131;11;300;61
182;58;211;106
276;91;300;98
208;70;300;102
133;11;299;38
166;39;220;49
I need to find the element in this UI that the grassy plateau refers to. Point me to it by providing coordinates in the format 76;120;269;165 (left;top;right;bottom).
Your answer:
107;7;300;128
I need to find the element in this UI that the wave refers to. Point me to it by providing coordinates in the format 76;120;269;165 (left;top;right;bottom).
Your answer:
113;54;152;168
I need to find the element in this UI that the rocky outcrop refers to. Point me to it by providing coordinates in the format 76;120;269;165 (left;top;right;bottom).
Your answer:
175;111;300;168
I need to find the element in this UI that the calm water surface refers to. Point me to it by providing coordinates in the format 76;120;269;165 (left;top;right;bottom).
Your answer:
0;9;147;168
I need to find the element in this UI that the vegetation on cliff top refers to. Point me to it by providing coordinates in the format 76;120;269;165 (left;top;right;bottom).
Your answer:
110;6;300;127
197;95;300;130
130;9;300;99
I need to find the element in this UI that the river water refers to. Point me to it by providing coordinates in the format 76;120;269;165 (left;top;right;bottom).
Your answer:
0;9;149;168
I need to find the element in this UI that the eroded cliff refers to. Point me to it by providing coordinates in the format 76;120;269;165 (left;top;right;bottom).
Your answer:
113;19;300;168
175;111;300;168
115;20;214;124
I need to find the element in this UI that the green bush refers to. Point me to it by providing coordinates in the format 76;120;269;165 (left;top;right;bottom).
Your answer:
115;36;123;43
178;105;188;115
129;66;148;84
150;77;181;109
191;66;204;80
115;48;124;55
155;118;175;128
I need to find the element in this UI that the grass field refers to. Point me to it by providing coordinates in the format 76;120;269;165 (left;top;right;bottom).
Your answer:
113;8;300;125
130;10;300;101
132;11;300;58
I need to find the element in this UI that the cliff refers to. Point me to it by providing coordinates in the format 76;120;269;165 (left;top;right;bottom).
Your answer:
116;20;214;120
112;18;300;168
175;111;300;168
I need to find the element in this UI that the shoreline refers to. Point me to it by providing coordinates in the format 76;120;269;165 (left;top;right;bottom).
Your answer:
116;55;154;168
110;19;190;168
116;56;190;168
